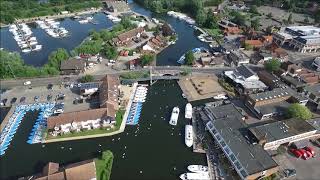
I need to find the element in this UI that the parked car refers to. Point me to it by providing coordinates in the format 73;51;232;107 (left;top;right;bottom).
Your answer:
290;148;302;158
47;95;52;101
304;146;315;157
299;149;309;160
34;96;39;102
11;97;17;104
284;169;296;178
23;81;31;86
47;83;53;90
20;97;26;103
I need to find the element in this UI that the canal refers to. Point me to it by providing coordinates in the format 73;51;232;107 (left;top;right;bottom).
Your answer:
0;80;207;180
0;1;209;67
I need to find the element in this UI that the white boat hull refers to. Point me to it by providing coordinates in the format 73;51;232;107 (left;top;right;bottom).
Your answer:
185;125;193;147
187;165;208;173
169;107;179;126
185;103;192;119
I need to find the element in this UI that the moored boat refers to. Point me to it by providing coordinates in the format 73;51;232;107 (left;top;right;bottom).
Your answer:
185;125;193;147
179;172;210;180
187;165;208;173
185;103;192;119
169;107;179;126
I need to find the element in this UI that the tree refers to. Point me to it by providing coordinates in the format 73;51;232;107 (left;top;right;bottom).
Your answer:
251;18;260;30
103;45;117;59
140;54;155;66
80;75;94;83
231;11;246;25
48;48;69;70
253;0;262;7
288;13;293;24
287;103;312;120
250;5;259;15
120;16;135;30
185;50;195;65
204;13;219;29
244;43;253;50
181;66;192;76
264;59;281;72
196;9;207;26
304;17;309;24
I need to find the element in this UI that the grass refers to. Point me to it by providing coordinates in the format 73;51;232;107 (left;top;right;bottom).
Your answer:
204;28;222;37
95;150;114;180
120;71;149;79
46;109;125;140
218;78;236;96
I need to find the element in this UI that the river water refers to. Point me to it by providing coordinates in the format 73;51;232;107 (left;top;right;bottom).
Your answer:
0;80;207;180
0;1;209;67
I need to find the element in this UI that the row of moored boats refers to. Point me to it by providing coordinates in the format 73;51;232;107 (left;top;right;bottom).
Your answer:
167;11;195;25
180;165;210;180
36;19;69;38
106;14;121;23
9;23;42;53
169;103;194;148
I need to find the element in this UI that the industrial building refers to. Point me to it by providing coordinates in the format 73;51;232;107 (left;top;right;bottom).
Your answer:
273;26;320;53
202;103;279;180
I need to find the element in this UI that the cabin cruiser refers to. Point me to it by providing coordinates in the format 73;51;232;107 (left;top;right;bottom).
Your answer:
187;165;208;173
169;107;179;126
185;125;193;147
179;172;210;180
185;103;192;119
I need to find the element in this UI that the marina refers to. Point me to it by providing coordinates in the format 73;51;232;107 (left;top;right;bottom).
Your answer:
9;23;42;53
36;19;69;38
126;85;148;125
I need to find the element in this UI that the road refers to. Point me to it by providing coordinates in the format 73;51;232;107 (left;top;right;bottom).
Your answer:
0;66;235;89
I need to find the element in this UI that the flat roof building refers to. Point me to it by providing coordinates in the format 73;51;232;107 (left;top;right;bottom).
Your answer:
249;118;318;150
273;26;320;53
224;65;267;94
228;49;250;67
203;103;279;180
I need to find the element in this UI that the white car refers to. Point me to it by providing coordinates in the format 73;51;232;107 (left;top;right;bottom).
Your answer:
23;81;31;86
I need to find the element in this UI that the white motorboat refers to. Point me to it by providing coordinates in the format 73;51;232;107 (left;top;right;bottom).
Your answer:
32;45;42;51
185;103;192;119
79;19;89;24
169;107;180;126
185;125;193;147
187;165;208;173
180;172;210;180
22;48;31;53
29;41;38;46
213;94;228;100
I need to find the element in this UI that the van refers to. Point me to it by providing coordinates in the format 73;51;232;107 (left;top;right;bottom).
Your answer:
23;81;31;86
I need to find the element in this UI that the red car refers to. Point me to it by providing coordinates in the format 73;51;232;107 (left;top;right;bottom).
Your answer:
304;147;315;157
290;148;302;158
299;149;310;160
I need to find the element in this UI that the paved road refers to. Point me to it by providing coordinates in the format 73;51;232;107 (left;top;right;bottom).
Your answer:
0;66;235;89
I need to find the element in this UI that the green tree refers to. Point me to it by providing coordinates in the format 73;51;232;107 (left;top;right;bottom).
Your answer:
267;12;272;19
250;5;259;15
231;11;246;25
196;9;207;26
48;48;69;70
103;45;117;59
244;43;253;50
251;18;260;30
185;50;195;65
315;9;320;23
253;0;262;7
204;14;219;29
80;74;94;83
264;59;281;72
303;17;309;24
287;103;312;120
140;54;155;66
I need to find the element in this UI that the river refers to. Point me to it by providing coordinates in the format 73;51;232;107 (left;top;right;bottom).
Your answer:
0;80;207;180
0;1;209;67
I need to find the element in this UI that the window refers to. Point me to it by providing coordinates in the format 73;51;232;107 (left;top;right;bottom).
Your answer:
220;141;226;147
229;154;236;162
224;147;230;154
215;134;222;141
234;161;242;170
240;170;247;177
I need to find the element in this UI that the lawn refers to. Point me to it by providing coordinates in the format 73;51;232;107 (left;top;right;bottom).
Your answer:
46;109;125;140
95;150;114;180
204;28;222;37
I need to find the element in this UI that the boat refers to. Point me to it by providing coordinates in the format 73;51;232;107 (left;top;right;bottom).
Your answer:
179;172;210;180
169;107;179;126
213;94;228;100
182;93;187;99
185;125;193;147
32;45;42;51
187;165;208;173
185;103;192;119
22;48;31;53
79;19;89;24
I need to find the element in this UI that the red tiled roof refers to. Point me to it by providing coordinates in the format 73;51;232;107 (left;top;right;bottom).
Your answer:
245;40;263;47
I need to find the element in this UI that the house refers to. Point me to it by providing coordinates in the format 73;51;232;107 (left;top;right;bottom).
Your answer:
224;65;267;94
202;103;279;180
248;118;318;150
303;84;320;106
311;57;320;71
218;20;241;35
252;52;273;64
60;58;86;75
79;82;100;96
245;87;308;120
20;160;97;180
257;70;287;89
228;50;250;67
200;55;225;67
161;23;175;36
244;40;263;48
111;27;145;46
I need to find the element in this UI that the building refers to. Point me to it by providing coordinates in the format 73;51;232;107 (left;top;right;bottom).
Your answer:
218;20;241;35
142;35;167;53
20;160;96;180
257;70;287;89
244;40;264;48
111;27;145;46
273;26;320;53
79;82;100;96
303;84;320;106
224;65;267;94
245;87;308;120
200;55;225;67
60;58;86;75
228;50;250;67
248;118;318;150
203;103;279;180
104;0;129;13
311;57;320;71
